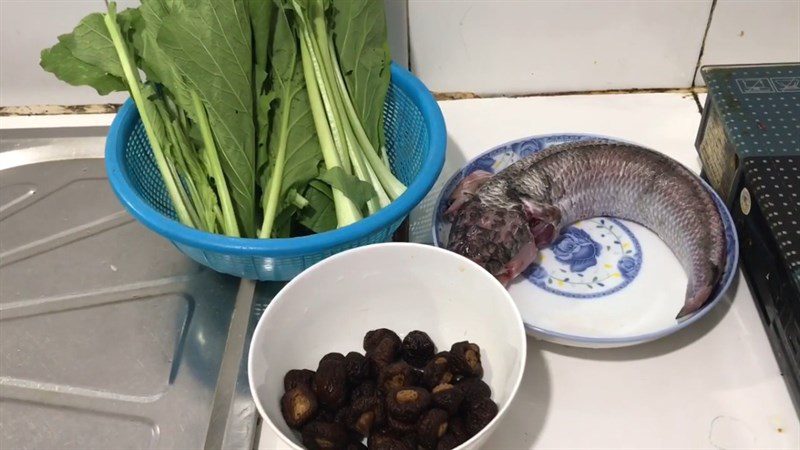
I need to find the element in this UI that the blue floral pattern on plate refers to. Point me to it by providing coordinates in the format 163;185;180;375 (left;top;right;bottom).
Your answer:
552;227;602;272
523;218;642;298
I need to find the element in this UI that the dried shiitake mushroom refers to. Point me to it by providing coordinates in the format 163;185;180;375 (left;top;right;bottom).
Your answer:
386;387;431;421
421;352;455;388
378;361;414;393
281;385;318;429
283;330;496;449
401;330;435;368
364;329;402;374
435;432;464;450
316;409;336;423
366;340;400;374
456;378;491;410
346;396;385;437
363;329;401;353
301;421;349;450
431;383;464;416
334;407;350;425
321;352;346;364
285;369;315;392
351;380;378;402
465;397;498;437
448;416;469;441
345;351;370;385
367;428;416;450
314;356;348;410
386;415;417;434
450;341;483;378
416;408;449;450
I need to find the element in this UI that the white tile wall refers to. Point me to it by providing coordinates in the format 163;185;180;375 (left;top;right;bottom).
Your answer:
695;0;800;86
0;0;409;107
3;1;798;106
386;0;410;68
0;0;138;107
409;0;713;95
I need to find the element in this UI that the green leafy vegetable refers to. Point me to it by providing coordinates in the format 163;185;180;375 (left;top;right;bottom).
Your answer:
291;0;404;226
299;180;337;233
64;13;127;79
318;167;376;210
332;0;391;151
259;4;319;238
247;0;273;77
136;0;195;118
248;0;276;184
158;0;256;236
40;38;126;95
40;0;402;243
104;3;196;227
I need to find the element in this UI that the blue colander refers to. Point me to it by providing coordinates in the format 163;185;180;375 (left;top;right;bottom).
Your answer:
105;63;446;280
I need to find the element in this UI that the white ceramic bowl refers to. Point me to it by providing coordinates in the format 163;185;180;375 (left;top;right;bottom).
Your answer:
248;243;527;450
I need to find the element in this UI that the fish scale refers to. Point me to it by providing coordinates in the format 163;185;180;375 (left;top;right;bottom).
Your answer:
447;140;726;318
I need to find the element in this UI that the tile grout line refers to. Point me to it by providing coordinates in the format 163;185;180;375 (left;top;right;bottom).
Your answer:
691;0;718;113
435;86;708;101
405;0;413;73
692;91;704;115
1;86;711;118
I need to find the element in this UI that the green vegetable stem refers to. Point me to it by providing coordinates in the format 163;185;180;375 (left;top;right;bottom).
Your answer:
102;2;195;228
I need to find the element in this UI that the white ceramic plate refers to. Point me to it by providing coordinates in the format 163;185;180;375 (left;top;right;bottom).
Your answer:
432;134;738;348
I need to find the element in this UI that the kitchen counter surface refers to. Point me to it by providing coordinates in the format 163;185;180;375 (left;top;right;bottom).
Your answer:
257;92;800;449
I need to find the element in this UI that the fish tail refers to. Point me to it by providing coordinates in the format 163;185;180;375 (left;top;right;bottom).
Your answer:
676;284;714;320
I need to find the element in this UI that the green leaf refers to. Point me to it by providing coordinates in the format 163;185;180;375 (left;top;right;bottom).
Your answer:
299;180;337;233
60;13;126;79
248;0;276;184
247;0;275;77
278;94;320;199
332;0;391;150
137;0;196;122
272;205;297;238
318;166;376;208
40;38;126;95
138;82;170;159
98;3;196;227
117;7;142;40
259;5;323;237
161;101;220;233
39;9;137;95
158;0;257;237
270;9;321;200
256;91;277;181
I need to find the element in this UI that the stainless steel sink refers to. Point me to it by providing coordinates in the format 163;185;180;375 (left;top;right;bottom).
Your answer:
0;125;268;449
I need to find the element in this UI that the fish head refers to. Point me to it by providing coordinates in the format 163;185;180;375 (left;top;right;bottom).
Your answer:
447;198;539;285
444;170;494;219
520;197;562;248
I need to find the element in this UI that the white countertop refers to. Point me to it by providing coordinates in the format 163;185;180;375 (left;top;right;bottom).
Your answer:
257;92;799;449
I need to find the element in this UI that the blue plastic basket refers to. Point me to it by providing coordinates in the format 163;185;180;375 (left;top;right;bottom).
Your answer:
105;63;446;280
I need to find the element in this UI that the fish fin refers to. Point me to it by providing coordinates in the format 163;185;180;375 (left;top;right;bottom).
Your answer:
709;261;722;286
519;197;561;246
445;170;493;219
499;240;538;285
676;284;714;320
